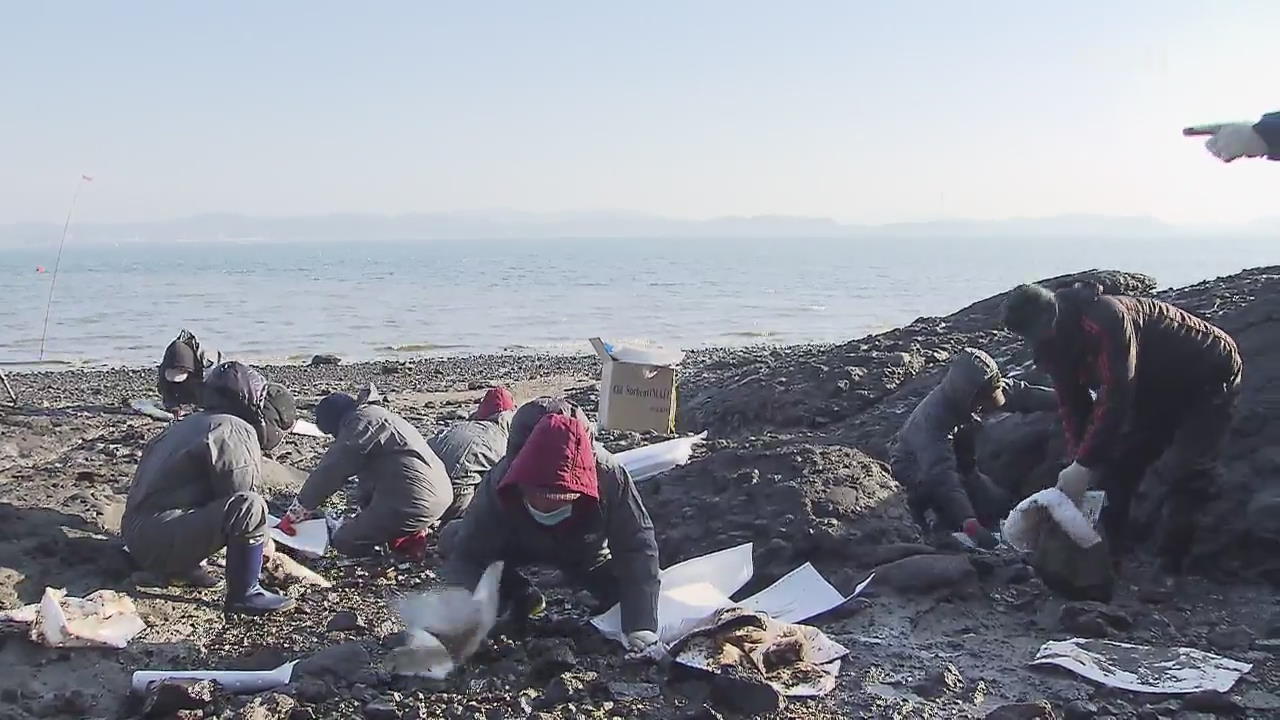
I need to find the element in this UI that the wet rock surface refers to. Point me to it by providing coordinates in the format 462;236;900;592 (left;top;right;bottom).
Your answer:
3;271;1280;717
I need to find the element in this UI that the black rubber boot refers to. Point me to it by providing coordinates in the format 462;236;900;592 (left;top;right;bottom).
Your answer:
224;540;293;616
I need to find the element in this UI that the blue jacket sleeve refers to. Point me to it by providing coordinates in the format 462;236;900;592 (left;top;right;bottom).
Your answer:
1253;112;1280;160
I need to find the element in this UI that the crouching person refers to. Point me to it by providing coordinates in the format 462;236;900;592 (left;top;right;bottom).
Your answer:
284;389;453;558
428;387;516;522
157;328;223;412
890;348;1056;548
441;399;660;655
123;361;297;615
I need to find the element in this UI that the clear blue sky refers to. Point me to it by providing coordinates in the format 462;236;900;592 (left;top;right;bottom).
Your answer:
3;1;1277;225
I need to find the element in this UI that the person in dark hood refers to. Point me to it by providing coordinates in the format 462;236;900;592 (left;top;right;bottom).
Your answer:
428;387;517;522
157;329;222;412
282;386;453;559
123;361;297;615
440;398;660;655
890;348;1057;548
1002;281;1242;579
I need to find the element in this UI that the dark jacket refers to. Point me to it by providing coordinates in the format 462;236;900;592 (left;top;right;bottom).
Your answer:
1033;283;1242;468
443;400;660;634
297;404;452;519
1255;111;1280;160
428;412;513;488
157;330;221;410
890;348;1056;526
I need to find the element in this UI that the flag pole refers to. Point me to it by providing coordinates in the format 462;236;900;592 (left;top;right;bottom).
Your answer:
38;175;92;361
0;369;16;405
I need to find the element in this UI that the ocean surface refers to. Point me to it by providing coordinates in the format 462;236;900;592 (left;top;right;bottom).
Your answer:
0;236;1273;369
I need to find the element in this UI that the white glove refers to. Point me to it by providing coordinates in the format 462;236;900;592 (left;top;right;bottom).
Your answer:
624;630;663;660
1055;461;1095;506
1206;124;1269;162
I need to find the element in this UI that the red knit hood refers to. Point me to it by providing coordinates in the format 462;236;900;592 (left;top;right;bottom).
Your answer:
472;386;516;420
498;413;599;501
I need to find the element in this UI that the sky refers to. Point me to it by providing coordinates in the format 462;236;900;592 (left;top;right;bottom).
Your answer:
2;1;1278;226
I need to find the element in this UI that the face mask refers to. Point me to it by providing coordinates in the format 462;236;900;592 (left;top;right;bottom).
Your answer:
525;501;572;526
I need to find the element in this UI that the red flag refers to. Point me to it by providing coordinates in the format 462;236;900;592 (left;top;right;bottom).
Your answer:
81;174;93;182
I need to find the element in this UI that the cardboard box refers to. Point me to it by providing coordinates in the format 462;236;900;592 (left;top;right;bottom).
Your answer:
590;338;681;433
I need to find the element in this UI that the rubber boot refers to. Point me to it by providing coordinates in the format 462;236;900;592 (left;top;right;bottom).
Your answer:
224;540;294;616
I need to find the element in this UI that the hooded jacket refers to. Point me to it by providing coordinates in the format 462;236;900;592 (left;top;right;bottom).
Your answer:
890;349;1056;525
428;411;513;488
442;399;659;634
1032;283;1242;468
297;402;451;519
157;329;222;410
124;364;267;538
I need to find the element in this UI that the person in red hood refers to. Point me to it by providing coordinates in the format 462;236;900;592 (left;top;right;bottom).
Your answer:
428;387;517;522
441;399;660;655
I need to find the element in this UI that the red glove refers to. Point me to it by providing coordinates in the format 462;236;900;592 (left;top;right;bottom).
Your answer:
276;515;298;536
962;518;998;550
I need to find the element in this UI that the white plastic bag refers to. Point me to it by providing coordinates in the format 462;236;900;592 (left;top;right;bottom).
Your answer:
615;432;708;483
1002;488;1103;552
0;587;145;649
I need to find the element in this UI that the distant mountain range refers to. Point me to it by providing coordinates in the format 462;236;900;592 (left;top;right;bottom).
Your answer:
1;211;1276;247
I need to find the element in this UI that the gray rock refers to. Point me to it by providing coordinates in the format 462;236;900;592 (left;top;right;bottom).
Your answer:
1059;602;1133;639
233;693;296;720
310;354;342;366
528;638;577;679
912;663;965;698
326;610;364;633
295;642;373;681
540;672;594;706
290;678;333;704
709;672;784;715
1241;690;1280;711
1206;625;1255;652
362;696;400;720
142;679;219;718
871;553;977;596
1063;700;1097;719
1181;690;1242;714
984;702;1057;719
606;681;661;700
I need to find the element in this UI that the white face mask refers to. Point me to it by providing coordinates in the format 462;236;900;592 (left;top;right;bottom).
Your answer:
165;368;191;383
525;501;572;526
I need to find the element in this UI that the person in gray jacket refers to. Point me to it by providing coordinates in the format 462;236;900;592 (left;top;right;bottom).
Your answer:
283;388;453;558
428;386;516;522
123;361;297;615
440;398;661;656
889;348;1057;548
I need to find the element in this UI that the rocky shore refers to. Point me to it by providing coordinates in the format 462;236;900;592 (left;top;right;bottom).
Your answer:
3;266;1280;719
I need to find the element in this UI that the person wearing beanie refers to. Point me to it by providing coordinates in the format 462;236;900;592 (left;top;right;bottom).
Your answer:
156;329;223;412
1002;281;1243;579
284;386;453;559
890;348;1057;549
123;361;297;615
428;387;517;522
440;399;660;656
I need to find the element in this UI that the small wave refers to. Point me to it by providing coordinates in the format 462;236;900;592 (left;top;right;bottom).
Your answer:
720;330;775;338
377;342;469;353
648;281;681;287
803;305;827;312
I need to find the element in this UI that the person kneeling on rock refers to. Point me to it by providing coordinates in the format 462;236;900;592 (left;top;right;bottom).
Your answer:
890;348;1057;549
439;398;661;656
283;387;453;559
428;386;517;523
157;328;223;413
123;361;297;615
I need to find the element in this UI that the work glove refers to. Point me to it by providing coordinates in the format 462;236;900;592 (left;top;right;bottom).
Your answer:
1205;124;1269;162
961;518;998;550
1055;461;1095;506
624;630;664;661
